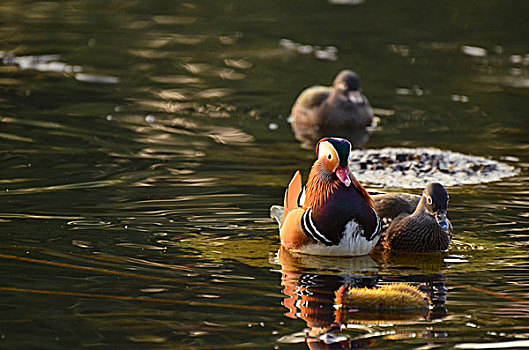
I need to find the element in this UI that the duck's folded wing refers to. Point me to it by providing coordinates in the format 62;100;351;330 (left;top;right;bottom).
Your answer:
280;208;313;251
293;86;330;109
372;193;420;220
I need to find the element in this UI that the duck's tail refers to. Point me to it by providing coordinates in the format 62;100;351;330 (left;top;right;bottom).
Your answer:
269;205;284;226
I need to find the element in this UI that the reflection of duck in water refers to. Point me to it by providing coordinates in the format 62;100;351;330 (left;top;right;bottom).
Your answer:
270;137;381;256
386;273;448;321
276;248;445;348
290;70;374;149
277;247;379;348
372;183;453;252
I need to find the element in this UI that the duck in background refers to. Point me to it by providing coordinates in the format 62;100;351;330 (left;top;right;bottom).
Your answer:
372;182;453;252
270;137;381;256
290;70;375;149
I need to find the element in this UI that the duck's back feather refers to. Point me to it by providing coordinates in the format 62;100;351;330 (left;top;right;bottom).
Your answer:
291;86;330;126
293;86;330;109
372;193;420;221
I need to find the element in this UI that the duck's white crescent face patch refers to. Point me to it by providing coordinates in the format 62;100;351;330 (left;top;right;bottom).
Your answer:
317;141;340;164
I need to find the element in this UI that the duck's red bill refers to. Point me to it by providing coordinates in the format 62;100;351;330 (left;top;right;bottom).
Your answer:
336;167;351;187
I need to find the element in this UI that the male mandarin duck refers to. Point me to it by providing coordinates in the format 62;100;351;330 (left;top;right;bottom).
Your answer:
291;70;374;130
270;137;381;256
372;183;453;252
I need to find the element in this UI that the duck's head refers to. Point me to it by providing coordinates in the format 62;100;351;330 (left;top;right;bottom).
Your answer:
315;137;352;187
333;70;363;104
421;182;450;232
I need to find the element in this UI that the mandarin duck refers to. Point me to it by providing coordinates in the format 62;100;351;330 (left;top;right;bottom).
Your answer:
372;183;453;252
270;137;380;256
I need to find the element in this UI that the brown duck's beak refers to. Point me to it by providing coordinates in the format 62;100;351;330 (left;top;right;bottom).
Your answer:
348;91;364;104
435;210;450;232
336;166;351;187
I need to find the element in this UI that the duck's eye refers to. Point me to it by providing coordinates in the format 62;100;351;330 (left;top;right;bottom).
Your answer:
427;196;433;205
327;153;332;160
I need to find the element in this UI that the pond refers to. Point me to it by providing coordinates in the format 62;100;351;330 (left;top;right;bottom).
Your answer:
1;0;528;348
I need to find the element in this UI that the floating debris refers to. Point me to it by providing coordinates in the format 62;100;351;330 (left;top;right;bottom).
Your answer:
279;38;338;61
328;0;365;4
451;94;469;103
314;49;337;61
461;45;487;58
279;38;298;51
510;54;523;64
268;122;278;131
74;73;119;84
460;45;529;88
349;147;519;188
395;85;424;97
2;54;82;74
2;53;119;84
395;88;412;96
297;45;313;55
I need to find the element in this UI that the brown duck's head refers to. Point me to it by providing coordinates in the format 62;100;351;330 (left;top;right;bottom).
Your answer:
332;70;364;104
422;182;450;232
333;70;361;92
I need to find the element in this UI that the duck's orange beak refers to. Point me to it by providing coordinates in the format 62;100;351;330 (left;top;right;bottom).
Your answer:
336;166;351;187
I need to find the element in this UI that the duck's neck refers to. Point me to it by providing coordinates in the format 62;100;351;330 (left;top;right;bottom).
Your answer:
327;87;347;105
304;162;338;210
414;197;429;215
303;162;373;210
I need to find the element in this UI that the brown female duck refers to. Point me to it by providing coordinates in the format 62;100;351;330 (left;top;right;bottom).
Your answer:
372;183;453;252
291;70;374;129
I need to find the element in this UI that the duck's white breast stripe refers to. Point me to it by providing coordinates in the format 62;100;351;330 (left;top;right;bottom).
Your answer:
301;209;333;246
373;208;381;238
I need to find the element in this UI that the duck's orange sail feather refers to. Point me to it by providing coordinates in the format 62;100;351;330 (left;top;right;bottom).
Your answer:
282;171;302;227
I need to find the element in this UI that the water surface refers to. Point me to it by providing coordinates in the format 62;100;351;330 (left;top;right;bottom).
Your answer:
1;0;528;348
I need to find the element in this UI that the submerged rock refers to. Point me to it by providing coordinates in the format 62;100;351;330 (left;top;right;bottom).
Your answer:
349;147;519;188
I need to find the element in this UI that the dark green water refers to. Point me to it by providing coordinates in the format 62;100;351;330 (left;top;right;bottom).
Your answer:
1;1;528;348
